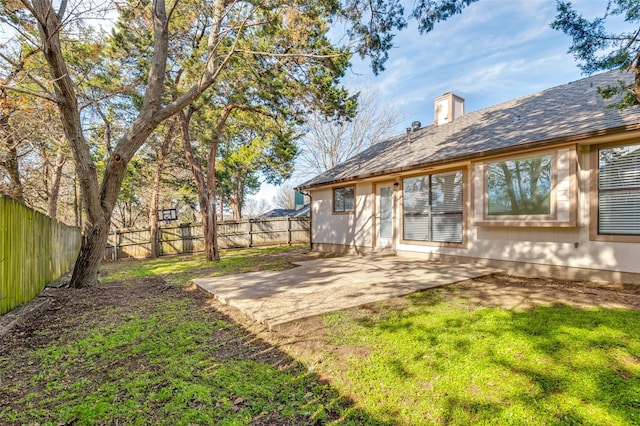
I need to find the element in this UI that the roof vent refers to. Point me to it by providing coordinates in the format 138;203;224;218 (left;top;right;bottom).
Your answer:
512;113;525;124
411;121;421;131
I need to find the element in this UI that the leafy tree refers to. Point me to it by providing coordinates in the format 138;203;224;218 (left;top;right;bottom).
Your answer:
0;88;27;202
2;0;250;284
552;0;640;108
1;0;486;285
218;111;299;220
0;46;75;218
0;46;48;204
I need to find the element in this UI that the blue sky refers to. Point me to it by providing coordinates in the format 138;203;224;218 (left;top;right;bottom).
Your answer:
347;0;591;132
252;0;626;207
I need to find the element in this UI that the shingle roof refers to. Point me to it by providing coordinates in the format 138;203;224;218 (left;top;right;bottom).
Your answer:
259;204;310;217
299;70;640;189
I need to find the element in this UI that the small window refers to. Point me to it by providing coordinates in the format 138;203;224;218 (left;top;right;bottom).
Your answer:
598;143;640;235
486;154;552;216
333;186;355;213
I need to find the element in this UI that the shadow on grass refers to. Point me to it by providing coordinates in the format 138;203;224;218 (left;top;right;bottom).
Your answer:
0;277;389;425
98;246;304;286
328;292;640;425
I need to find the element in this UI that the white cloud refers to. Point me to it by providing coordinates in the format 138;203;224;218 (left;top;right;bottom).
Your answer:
256;0;614;200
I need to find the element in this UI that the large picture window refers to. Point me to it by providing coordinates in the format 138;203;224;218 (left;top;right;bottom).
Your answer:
403;170;463;243
486;154;552;216
333;186;355;213
598;143;640;235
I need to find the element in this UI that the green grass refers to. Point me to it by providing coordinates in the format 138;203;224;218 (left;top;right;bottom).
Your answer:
4;248;639;425
99;245;303;285
1;298;353;425
315;291;640;425
2;246;388;425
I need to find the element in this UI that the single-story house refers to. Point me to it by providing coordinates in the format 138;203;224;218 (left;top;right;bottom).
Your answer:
297;70;640;283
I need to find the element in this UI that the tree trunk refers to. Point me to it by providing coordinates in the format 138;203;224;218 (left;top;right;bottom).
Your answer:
74;177;82;228
27;0;229;286
149;189;161;259
206;141;220;261
47;146;66;218
149;122;175;258
200;193;218;261
3;143;23;202
0;115;24;202
231;196;241;220
229;176;245;220
179;109;219;261
72;219;111;286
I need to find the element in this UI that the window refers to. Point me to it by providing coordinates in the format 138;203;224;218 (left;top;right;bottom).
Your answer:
598;143;640;235
403;170;463;243
333;186;355;213
486;154;552;216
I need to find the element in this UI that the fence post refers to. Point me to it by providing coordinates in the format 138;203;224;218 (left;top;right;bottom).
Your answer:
248;219;253;248
287;217;292;246
113;229;118;261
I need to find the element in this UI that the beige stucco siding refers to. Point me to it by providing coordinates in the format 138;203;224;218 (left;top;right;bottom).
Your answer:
311;183;373;248
397;147;640;275
310;146;640;278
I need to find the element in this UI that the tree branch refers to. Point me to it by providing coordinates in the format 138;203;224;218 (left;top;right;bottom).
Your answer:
234;49;348;59
0;84;57;103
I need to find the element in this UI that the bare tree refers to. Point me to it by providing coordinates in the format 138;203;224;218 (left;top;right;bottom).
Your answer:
242;198;272;218
297;88;404;176
272;182;297;210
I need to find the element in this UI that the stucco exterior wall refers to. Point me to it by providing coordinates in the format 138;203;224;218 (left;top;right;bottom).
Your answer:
312;182;373;250
310;146;640;281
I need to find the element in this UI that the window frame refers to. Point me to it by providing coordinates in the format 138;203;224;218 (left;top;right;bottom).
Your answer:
332;185;356;214
473;149;577;227
399;168;466;247
590;141;640;243
485;152;554;218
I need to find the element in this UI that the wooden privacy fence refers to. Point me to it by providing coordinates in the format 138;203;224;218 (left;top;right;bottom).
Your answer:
104;216;310;260
1;195;81;315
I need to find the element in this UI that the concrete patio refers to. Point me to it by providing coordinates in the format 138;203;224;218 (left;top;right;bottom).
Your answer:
193;256;499;330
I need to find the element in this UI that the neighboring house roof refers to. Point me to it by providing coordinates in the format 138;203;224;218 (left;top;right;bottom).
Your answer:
259;204;310;217
299;70;640;190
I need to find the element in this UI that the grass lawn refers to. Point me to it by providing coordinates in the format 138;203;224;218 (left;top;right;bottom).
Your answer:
299;290;640;425
99;245;304;285
1;246;639;425
1;246;374;425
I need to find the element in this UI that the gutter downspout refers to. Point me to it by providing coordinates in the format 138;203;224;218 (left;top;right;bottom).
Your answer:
298;189;313;251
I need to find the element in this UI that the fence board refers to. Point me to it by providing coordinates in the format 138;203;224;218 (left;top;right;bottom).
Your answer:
105;216;310;260
0;195;81;315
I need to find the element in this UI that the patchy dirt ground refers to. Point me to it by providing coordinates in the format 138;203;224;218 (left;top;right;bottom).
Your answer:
200;270;640;373
1;253;639;424
460;273;640;310
0;278;348;425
